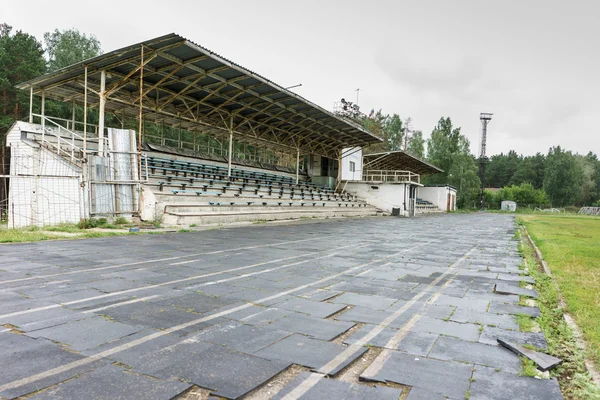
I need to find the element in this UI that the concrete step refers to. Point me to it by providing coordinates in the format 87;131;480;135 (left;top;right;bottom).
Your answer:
162;206;377;226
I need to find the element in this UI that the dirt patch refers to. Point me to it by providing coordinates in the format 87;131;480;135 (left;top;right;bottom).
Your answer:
331;320;363;344
243;364;310;399
175;385;212;400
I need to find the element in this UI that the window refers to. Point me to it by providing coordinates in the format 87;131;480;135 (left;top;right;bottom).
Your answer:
349;161;356;172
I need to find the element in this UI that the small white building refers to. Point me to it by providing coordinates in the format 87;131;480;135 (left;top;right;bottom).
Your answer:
341;150;445;217
417;185;457;212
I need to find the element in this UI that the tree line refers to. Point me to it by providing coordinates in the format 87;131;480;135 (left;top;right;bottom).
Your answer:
360;112;599;209
1;23;598;209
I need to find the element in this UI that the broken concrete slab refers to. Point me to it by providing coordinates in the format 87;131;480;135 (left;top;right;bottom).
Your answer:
479;326;548;350
495;282;539;298
0;336;109;399
406;386;457;400
154;346;290;399
361;351;473;399
488;303;541;317
449;308;519;330
411;316;481;341
27;316;142;351
275;297;347;318
497;339;562;371
266;312;355;341
469;366;563;400
273;371;403;399
429;336;522;373
29;365;192;400
331;292;399;310
255;333;367;375
187;321;291;353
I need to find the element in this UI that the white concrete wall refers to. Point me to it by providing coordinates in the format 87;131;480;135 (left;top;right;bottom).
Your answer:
418;186;457;211
344;181;410;216
6;122;83;228
341;147;362;181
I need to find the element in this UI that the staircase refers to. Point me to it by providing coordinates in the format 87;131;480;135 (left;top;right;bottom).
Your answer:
415;197;443;214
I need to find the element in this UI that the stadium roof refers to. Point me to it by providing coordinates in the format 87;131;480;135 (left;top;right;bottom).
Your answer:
16;33;382;158
363;151;443;175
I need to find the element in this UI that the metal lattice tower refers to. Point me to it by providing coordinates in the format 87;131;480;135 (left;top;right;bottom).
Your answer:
479;113;493;158
479;113;493;209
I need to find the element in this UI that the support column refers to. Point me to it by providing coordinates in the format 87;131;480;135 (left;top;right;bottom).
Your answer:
71;100;76;130
295;148;300;184
83;66;88;154
41;90;45;132
138;45;144;182
336;149;342;192
28;87;33;123
98;70;106;155
227;116;233;178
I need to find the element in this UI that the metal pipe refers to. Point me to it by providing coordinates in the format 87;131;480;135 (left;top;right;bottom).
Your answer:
83;66;88;154
71;100;76;130
98;70;106;155
29;87;33;124
138;45;144;182
295;148;300;184
227;115;233;177
41;90;45;135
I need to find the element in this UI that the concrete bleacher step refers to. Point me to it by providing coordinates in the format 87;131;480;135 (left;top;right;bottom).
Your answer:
162;205;377;226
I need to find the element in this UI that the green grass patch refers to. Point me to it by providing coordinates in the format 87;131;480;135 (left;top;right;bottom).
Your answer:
521;214;600;366
515;313;537;332
519;225;600;399
520;357;539;377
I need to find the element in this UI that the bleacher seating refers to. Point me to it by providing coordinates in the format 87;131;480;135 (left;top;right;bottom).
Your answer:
143;156;378;225
415;197;442;214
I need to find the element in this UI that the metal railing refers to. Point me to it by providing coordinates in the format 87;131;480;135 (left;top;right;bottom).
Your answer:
32;114;86;164
362;169;420;183
31;114;111;162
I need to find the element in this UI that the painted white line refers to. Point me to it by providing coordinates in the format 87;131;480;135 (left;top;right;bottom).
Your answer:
82;295;160;314
281;241;487;400
0;241;432;393
0;237;326;285
0;243;361;320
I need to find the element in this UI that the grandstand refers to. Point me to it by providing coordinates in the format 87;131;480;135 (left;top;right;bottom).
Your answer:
4;33;383;227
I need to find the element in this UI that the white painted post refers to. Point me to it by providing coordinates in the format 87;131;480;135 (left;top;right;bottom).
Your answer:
98;70;106;155
28;87;33;123
227;116;233;177
295;148;300;184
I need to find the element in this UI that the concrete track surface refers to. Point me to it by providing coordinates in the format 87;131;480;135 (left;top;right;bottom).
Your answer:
0;214;562;400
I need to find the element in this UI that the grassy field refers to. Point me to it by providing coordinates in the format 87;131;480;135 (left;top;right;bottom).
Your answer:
520;213;600;366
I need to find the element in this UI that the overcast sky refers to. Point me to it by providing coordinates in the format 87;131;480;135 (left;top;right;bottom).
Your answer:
4;0;598;156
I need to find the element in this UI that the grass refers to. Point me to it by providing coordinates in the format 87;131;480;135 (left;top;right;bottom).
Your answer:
515;313;537;332
518;223;600;399
520;214;600;366
520;357;539;377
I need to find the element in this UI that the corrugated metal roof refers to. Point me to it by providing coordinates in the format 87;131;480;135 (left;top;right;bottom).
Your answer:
363;151;443;175
17;33;382;158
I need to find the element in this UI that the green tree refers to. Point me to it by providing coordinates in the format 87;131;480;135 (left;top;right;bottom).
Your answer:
575;154;597;205
543;146;583;207
406;130;425;158
384;114;403;151
425;117;480;208
0;23;46;133
44;28;101;72
42;28;103;124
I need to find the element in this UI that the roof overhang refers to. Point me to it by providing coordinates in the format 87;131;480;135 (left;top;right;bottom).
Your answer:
363;151;443;175
17;33;382;159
